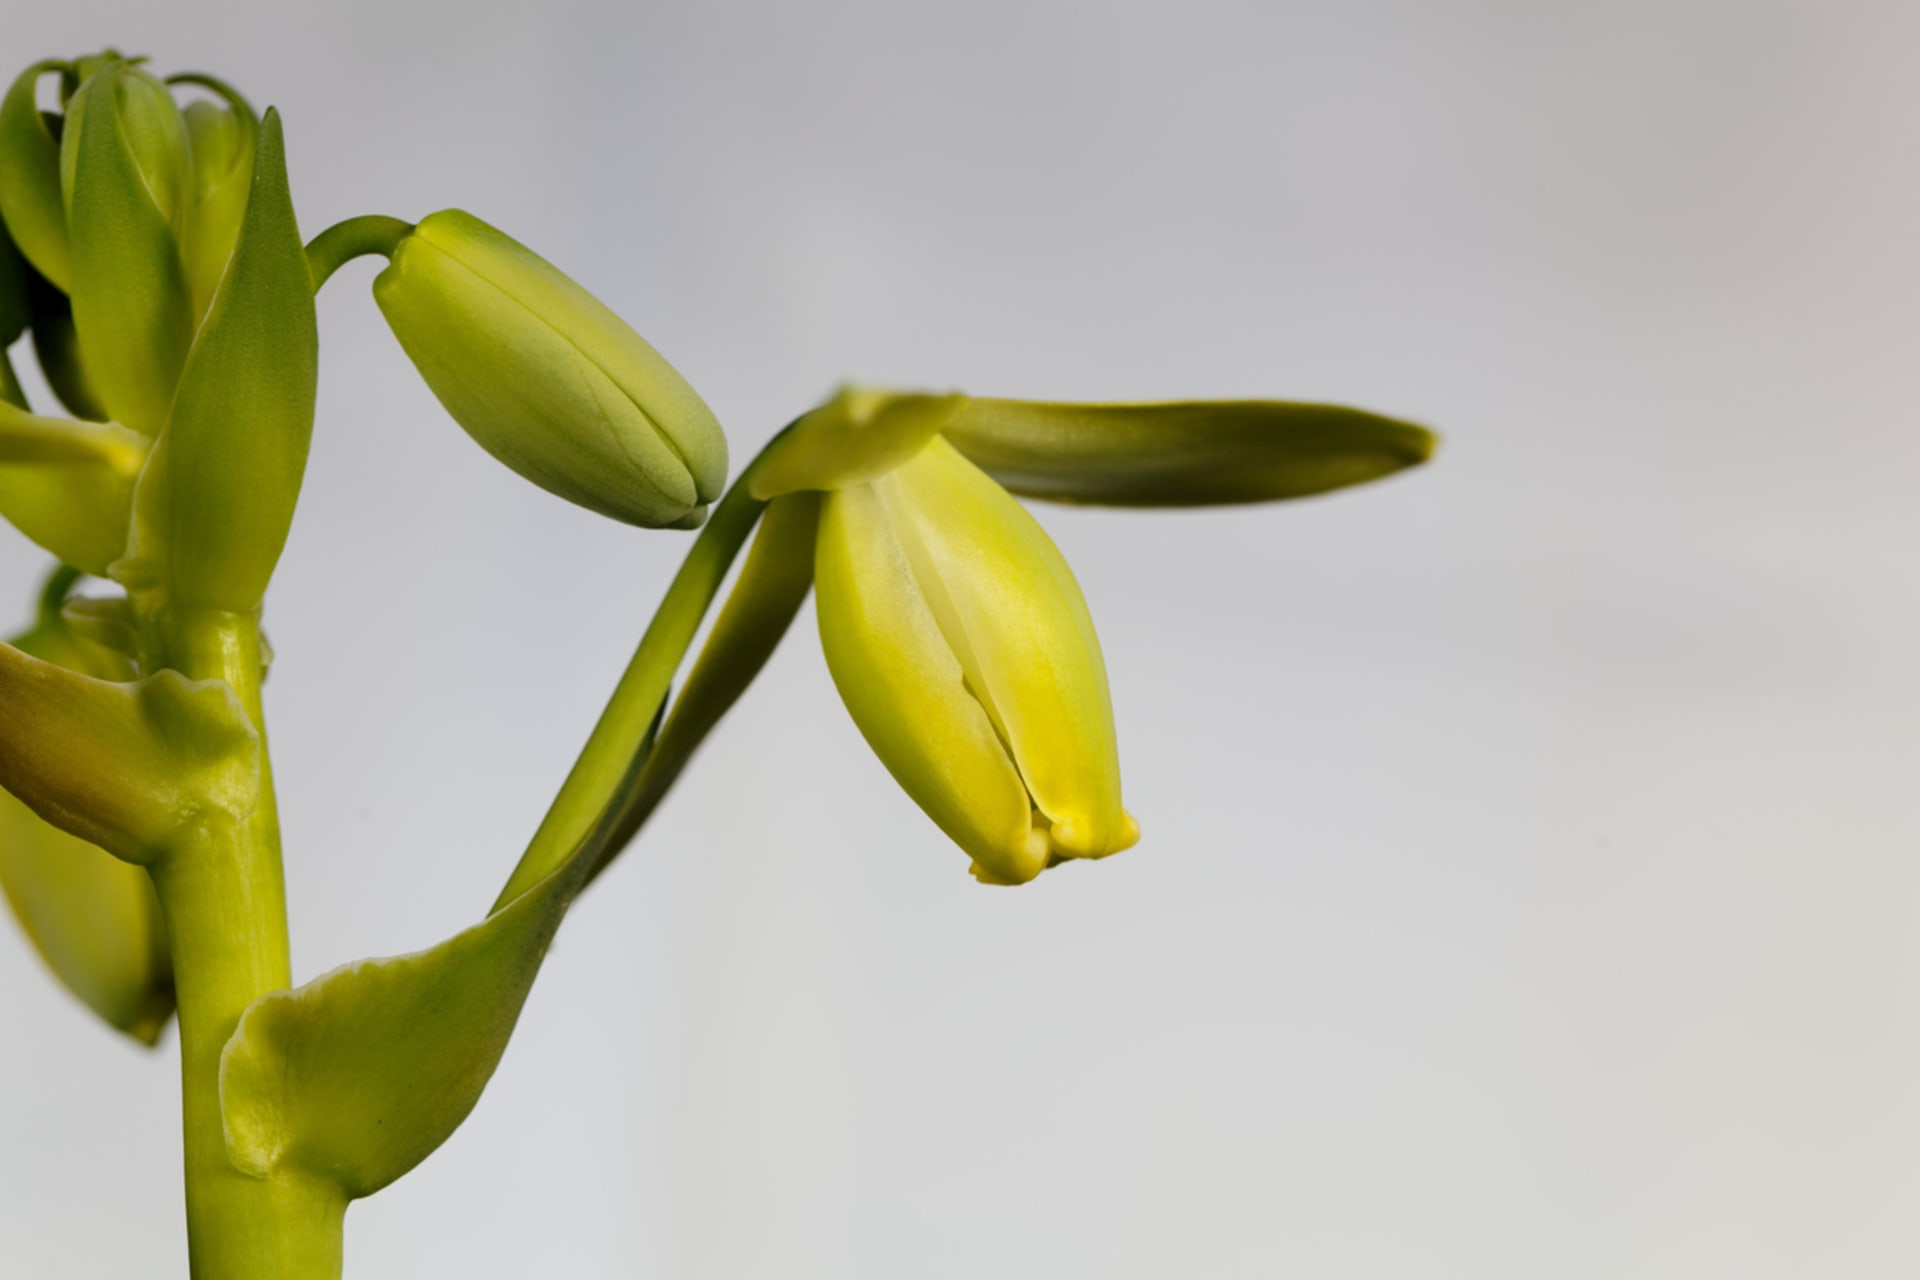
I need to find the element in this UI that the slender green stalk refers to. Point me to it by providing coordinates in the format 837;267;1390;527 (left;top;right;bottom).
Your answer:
492;476;769;909
143;607;344;1279
303;215;413;292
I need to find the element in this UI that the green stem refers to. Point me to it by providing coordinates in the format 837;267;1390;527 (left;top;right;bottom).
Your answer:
303;215;414;292
143;608;344;1279
166;72;256;120
36;563;81;622
491;478;768;909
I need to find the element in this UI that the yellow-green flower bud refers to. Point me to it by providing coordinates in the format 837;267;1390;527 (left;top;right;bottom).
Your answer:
115;109;315;614
812;431;1137;885
60;59;195;434
176;82;256;321
0;568;173;1044
0;61;71;289
59;60;192;237
374;210;728;528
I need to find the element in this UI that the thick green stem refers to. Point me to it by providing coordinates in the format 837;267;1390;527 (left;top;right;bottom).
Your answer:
144;608;344;1279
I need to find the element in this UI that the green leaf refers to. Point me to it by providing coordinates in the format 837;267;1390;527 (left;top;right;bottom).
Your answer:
0;400;146;575
940;398;1437;506
0;571;173;1044
0;61;71;290
118;108;316;613
63;61;195;436
220;864;571;1197
221;705;662;1198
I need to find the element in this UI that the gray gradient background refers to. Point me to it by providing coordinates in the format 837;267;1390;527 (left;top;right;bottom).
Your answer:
3;1;1917;1276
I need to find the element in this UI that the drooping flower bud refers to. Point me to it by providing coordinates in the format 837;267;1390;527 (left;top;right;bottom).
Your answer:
810;430;1137;885
0;567;174;1044
374;210;728;528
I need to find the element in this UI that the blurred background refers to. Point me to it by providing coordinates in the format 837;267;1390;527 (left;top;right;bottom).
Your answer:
3;1;1918;1276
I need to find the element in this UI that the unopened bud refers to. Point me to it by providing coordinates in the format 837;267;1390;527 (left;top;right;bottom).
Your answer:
375;210;728;528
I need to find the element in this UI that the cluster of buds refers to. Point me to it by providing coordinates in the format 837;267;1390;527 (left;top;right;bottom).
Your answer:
0;52;256;435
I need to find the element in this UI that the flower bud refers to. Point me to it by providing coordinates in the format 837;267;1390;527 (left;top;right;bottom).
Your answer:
116;109;316;614
59;60;192;237
177;83;256;320
0;568;173;1044
813;433;1137;885
0;60;71;289
60;58;195;434
374;210;728;528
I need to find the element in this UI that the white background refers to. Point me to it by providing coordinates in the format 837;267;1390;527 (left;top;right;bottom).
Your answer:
3;2;1918;1276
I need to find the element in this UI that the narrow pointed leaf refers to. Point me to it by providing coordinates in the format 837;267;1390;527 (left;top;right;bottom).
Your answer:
941;398;1437;506
119;108;315;612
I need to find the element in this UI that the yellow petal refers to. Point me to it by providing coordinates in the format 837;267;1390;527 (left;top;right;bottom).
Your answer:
815;476;1050;884
877;438;1135;861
